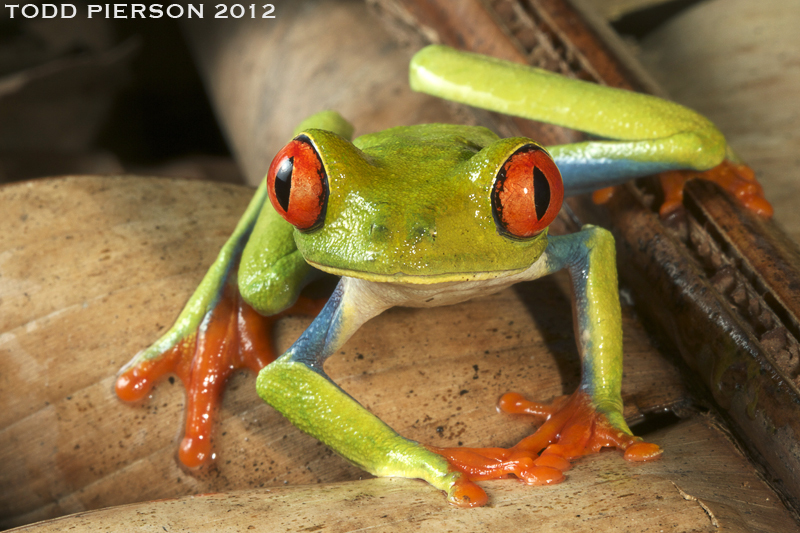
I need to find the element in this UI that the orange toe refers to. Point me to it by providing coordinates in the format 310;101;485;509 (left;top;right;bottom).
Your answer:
533;452;572;472
624;441;663;462
447;477;489;508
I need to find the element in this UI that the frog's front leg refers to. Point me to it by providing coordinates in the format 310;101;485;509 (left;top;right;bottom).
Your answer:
430;226;661;484
115;111;353;467
115;179;291;467
115;197;320;468
256;276;488;508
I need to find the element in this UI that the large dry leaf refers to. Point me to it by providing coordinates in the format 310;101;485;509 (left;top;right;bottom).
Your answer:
9;417;797;532
1;175;691;527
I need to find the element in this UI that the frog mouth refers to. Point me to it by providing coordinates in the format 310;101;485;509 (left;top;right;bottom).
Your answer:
306;261;526;285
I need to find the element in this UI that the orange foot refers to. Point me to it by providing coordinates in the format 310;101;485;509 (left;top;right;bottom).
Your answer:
429;389;661;503
592;160;773;218
115;280;324;468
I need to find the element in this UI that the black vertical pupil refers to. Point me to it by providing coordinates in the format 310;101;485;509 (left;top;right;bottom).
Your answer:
533;165;550;220
275;157;293;211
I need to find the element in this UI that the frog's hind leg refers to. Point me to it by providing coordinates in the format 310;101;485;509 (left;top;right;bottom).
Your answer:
410;45;773;217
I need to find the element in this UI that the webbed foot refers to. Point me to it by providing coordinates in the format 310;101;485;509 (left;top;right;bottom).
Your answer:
657;160;772;217
428;390;661;487
115;279;323;467
592;160;773;218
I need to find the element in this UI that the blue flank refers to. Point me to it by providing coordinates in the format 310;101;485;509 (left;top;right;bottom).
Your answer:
556;157;682;196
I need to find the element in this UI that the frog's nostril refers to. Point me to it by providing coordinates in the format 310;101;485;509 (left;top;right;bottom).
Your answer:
410;224;436;242
370;223;390;240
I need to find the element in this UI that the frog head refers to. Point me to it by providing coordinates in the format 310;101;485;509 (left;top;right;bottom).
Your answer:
265;125;563;283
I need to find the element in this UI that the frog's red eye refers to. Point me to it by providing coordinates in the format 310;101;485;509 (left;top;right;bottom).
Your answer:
267;135;328;231
491;145;564;239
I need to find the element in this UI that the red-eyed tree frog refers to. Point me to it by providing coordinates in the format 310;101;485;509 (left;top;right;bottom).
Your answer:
116;45;772;507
